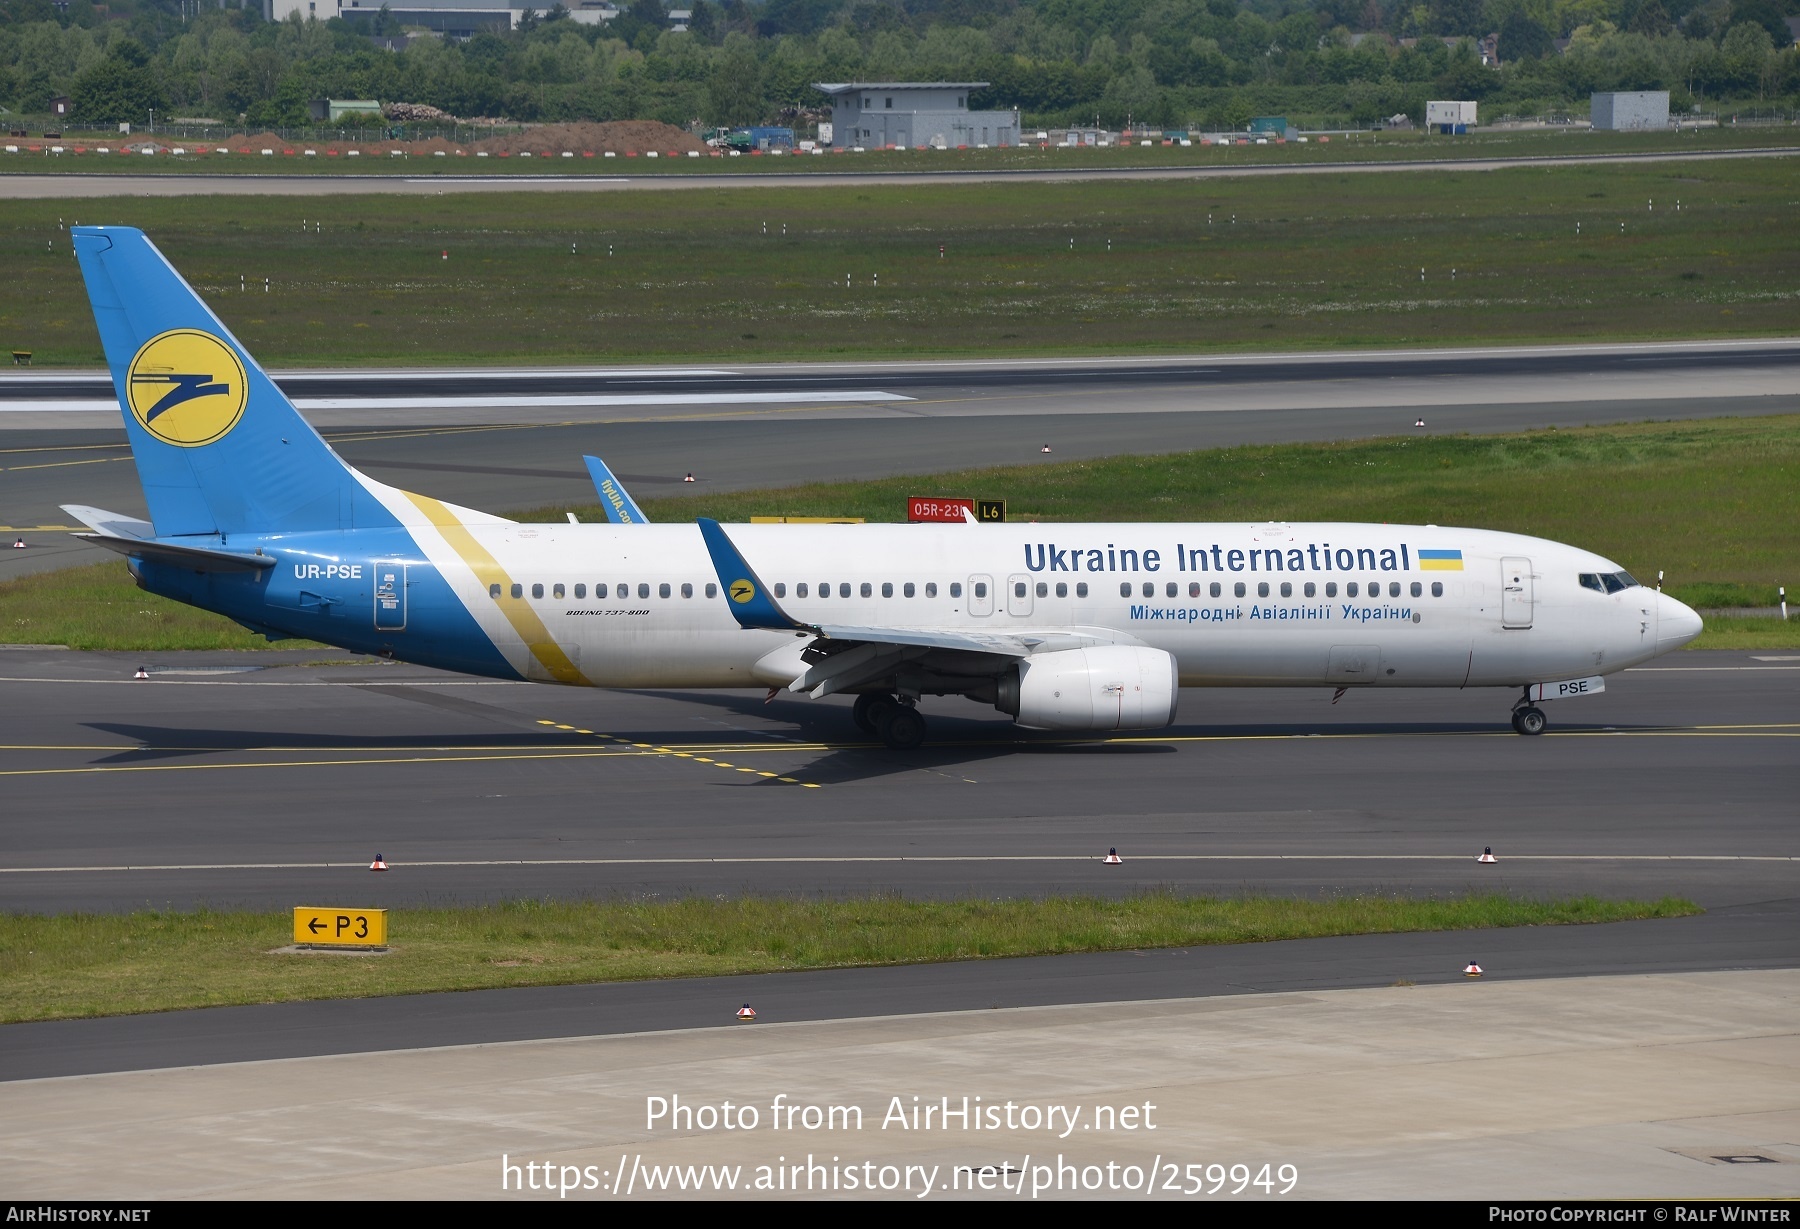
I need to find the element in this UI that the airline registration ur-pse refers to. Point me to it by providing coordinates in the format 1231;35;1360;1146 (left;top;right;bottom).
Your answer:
65;227;1702;748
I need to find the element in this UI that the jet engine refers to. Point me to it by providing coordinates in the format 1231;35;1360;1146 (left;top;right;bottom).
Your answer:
997;646;1179;731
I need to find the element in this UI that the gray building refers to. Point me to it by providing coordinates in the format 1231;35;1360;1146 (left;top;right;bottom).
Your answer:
814;82;1020;148
1590;91;1670;131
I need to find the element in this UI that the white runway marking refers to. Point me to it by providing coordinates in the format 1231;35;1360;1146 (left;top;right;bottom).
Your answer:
0;390;913;414
6;853;1795;873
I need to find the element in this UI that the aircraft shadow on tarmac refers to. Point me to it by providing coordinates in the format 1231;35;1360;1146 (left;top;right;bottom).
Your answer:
80;724;565;765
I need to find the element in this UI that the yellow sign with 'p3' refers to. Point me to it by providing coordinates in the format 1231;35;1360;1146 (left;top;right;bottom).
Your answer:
293;907;388;947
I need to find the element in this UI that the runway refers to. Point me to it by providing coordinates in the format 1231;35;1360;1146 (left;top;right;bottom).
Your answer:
0;143;1794;198
4;340;1797;581
1;648;1793;917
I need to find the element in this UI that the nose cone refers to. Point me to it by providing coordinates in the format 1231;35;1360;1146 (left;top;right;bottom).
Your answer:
1656;591;1704;652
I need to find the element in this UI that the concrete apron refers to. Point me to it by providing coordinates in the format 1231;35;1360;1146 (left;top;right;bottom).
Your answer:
3;968;1796;1200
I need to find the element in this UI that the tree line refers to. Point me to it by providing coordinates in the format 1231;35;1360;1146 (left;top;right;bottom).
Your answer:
2;0;1796;131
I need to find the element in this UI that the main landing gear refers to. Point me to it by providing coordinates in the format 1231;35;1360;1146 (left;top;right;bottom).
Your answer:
1510;689;1547;736
852;692;928;749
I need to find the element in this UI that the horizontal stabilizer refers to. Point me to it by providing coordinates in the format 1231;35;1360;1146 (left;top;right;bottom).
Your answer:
75;533;275;573
583;456;649;525
61;504;154;541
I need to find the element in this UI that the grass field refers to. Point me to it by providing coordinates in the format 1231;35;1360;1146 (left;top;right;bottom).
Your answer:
0;892;1698;1023
3;159;1797;366
2;125;1793;177
5;417;1795;650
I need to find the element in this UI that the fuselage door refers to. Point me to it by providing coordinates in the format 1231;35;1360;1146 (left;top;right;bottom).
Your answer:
374;561;406;631
969;574;994;617
1006;573;1033;617
1501;557;1533;629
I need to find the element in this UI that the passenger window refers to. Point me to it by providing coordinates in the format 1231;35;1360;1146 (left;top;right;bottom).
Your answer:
1014;581;1027;598
617;583;628;599
1389;582;1401;598
1410;581;1422;597
596;583;608;598
973;582;987;598
1280;582;1292;598
882;582;893;598
1303;582;1315;598
926;582;938;597
1142;582;1154;598
797;583;809;598
774;583;786;598
1431;582;1443;597
1119;582;1132;598
1189;582;1201;597
553;583;565;599
1326;582;1338;598
1209;582;1221;598
655;583;668;598
861;582;873;598
1346;582;1359;597
706;583;717;598
574;583;586;598
1055;582;1067;598
637;583;650;599
1036;582;1048;598
904;582;915;598
1076;582;1088;598
1166;582;1177;598
948;582;960;598
681;583;693;598
818;583;829;599
1257;582;1269;598
489;583;501;598
531;583;543;598
1233;582;1246;598
839;583;851;598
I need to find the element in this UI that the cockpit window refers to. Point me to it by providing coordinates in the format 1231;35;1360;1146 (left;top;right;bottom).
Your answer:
1582;571;1639;594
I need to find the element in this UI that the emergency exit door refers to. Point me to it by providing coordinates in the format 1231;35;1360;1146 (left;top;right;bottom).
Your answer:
968;574;994;616
1500;557;1533;629
1007;574;1034;617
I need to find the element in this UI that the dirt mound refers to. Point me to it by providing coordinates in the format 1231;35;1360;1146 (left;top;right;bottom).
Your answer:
473;121;705;156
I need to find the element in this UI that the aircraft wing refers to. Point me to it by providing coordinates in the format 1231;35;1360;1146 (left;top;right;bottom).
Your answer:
696;518;1131;697
582;455;649;524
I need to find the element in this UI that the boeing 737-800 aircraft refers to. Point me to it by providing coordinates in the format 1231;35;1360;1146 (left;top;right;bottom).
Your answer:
63;227;1703;748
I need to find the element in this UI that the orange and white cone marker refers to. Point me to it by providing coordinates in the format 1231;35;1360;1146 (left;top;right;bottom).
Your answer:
1478;847;1497;864
1040;444;1053;454
369;854;388;871
1463;961;1483;977
11;537;24;549
735;1003;757;1021
133;666;150;679
1102;848;1122;865
683;472;696;483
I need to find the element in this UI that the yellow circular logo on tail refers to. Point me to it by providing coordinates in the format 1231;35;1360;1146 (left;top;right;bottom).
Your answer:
125;329;248;447
729;579;756;604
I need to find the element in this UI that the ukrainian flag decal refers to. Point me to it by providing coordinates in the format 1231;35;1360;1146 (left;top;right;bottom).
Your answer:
1418;548;1464;571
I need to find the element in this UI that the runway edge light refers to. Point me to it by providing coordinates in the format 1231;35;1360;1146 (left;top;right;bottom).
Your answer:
1103;847;1123;864
1478;847;1497;863
736;1003;757;1021
1463;961;1483;977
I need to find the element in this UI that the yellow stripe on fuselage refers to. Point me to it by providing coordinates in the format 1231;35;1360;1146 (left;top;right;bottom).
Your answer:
1418;559;1465;571
401;491;586;685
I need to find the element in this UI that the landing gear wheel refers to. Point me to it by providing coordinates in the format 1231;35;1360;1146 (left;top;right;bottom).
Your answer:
877;705;927;749
853;693;897;735
1513;706;1547;736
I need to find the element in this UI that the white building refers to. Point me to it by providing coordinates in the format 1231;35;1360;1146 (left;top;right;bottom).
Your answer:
1591;91;1670;131
814;82;1019;148
268;0;617;32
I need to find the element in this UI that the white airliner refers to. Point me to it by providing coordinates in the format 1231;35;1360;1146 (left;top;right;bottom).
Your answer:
63;226;1704;748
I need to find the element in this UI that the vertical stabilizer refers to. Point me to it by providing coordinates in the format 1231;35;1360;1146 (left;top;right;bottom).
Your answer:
72;226;395;537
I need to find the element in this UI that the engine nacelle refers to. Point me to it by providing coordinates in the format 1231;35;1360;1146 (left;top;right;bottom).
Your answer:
998;646;1179;731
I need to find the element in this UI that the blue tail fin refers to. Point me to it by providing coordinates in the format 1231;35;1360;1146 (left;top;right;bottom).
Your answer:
582;455;650;524
72;226;394;538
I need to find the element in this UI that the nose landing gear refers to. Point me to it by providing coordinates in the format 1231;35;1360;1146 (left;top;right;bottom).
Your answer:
1511;689;1547;736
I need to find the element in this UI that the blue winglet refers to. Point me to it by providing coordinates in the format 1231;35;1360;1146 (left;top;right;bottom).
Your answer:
697;518;811;632
582;455;649;524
